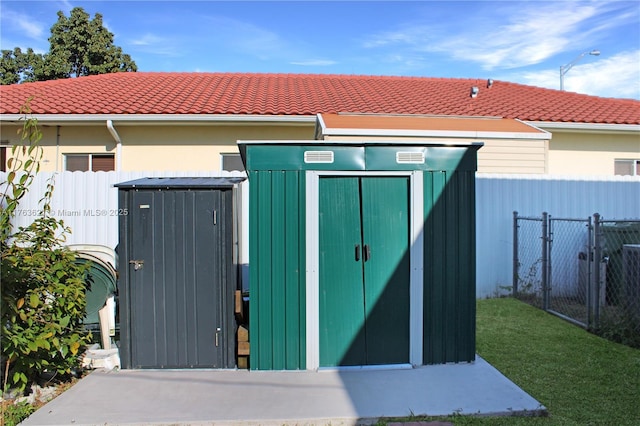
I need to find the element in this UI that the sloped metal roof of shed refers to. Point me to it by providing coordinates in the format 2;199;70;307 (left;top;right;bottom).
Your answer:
115;177;245;189
316;113;550;140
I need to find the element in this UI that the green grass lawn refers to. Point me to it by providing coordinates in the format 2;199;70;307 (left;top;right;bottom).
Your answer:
380;297;640;426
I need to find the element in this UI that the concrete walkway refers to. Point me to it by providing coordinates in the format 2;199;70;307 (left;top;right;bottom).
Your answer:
22;356;545;426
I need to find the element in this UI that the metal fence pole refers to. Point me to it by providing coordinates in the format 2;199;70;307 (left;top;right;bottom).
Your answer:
593;213;602;328
586;215;593;329
542;212;549;310
513;211;519;297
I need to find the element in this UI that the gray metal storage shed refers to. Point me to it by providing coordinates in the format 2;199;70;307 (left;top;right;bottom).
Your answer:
116;177;245;369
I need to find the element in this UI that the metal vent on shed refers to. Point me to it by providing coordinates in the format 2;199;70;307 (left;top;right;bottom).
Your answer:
304;151;334;163
396;152;425;164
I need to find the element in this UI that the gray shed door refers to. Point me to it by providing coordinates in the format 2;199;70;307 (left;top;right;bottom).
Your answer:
128;189;233;368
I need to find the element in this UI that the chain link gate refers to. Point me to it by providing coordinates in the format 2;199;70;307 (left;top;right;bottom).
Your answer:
513;212;640;348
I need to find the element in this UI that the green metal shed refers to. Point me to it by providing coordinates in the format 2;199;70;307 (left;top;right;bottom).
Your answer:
239;122;482;371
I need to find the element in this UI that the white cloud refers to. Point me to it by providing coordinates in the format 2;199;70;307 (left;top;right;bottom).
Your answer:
361;1;634;71
1;10;46;41
130;33;163;47
205;16;288;60
515;50;640;99
362;26;432;49
128;33;181;57
425;3;601;70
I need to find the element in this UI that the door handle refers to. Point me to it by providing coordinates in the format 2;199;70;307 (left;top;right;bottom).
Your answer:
364;244;370;262
355;244;361;261
215;327;221;347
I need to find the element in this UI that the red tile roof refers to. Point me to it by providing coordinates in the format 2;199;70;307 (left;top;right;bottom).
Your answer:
1;72;639;124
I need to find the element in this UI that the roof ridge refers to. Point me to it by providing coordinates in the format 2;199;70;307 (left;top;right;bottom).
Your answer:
69;71;492;82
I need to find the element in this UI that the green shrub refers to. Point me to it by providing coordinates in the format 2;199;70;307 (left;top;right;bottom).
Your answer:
1;217;91;390
1;104;91;392
1;400;36;426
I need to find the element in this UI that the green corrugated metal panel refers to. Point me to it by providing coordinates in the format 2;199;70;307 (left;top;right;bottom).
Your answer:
365;146;477;171
319;176;410;367
244;142;479;370
422;170;476;364
248;170;306;370
246;145;365;170
360;177;410;364
319;177;366;366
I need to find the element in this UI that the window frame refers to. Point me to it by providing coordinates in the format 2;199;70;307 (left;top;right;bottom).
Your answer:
64;153;115;172
614;159;640;176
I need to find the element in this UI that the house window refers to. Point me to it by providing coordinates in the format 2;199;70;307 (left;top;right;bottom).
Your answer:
614;159;640;176
0;140;8;172
65;154;115;171
0;146;6;172
221;153;244;171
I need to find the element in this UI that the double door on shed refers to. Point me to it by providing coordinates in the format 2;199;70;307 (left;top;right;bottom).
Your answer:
319;176;410;367
126;188;235;369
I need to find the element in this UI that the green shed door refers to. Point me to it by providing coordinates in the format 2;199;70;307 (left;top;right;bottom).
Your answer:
319;176;410;367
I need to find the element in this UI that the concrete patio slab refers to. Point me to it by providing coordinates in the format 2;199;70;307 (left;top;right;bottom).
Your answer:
21;355;545;426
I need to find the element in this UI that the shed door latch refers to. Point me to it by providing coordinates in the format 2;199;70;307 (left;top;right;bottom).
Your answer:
129;260;144;270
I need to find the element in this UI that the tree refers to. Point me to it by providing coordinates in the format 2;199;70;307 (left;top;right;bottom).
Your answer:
0;48;44;85
0;7;136;84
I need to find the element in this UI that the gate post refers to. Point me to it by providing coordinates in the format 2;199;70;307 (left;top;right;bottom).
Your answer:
542;212;549;311
513;211;519;297
586;215;593;329
593;213;602;328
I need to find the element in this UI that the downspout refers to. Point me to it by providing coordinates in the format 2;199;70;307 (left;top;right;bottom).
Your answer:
106;120;122;170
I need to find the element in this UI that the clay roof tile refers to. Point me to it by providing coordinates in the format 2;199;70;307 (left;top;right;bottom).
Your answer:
1;72;638;124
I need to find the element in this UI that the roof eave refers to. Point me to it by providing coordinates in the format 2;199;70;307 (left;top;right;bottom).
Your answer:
0;113;317;125
320;128;550;140
528;121;640;133
238;139;485;147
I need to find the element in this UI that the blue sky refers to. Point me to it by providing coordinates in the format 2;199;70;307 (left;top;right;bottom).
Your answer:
1;0;639;99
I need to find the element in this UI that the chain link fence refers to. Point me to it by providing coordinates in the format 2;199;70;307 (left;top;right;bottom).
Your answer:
513;211;640;348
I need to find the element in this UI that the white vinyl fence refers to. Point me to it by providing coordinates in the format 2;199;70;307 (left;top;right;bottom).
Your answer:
2;171;638;298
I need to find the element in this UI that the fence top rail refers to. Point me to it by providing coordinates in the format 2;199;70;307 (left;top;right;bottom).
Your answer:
598;219;640;224
549;217;590;222
516;216;544;221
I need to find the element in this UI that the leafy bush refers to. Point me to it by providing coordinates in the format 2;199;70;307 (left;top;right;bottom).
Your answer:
1;400;36;426
1;104;91;392
1;217;91;390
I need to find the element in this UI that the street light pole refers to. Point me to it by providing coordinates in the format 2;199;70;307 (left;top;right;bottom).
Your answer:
559;49;600;91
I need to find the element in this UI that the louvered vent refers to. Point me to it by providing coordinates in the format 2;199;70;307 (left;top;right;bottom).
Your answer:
304;151;334;163
396;152;425;164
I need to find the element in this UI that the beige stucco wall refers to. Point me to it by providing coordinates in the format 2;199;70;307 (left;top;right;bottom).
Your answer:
2;121;637;175
546;131;640;175
1;123;314;172
116;124;313;171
